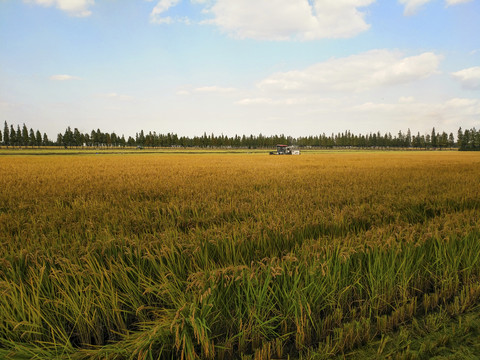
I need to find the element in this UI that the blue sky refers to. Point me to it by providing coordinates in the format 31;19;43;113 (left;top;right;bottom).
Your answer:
0;0;479;138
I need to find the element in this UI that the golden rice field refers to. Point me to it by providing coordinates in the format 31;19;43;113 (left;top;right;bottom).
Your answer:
1;151;480;359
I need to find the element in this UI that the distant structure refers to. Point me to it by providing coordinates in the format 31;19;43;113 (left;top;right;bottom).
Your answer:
270;144;300;155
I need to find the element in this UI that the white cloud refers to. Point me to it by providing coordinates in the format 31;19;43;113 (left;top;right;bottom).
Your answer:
258;50;441;93
50;74;81;81
0;100;13;109
433;98;480;125
399;0;473;15
194;86;236;93
25;0;94;17
445;0;473;5
445;97;480;111
175;86;237;95
97;93;133;101
399;96;415;103
236;97;275;105
229;50;459;133
451;66;480;90
147;0;475;30
150;0;181;24
236;97;304;105
353;98;480;128
237;96;339;106
232;94;480;134
399;0;431;15
204;0;375;40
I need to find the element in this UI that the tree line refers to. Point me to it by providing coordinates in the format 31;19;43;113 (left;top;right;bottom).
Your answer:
1;121;479;150
457;127;480;151
1;122;52;147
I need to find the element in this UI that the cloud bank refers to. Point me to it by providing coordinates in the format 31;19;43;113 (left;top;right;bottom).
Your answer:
206;0;375;40
149;0;181;24
399;0;473;15
451;66;480;90
149;0;375;40
25;0;94;17
257;50;441;93
50;74;81;81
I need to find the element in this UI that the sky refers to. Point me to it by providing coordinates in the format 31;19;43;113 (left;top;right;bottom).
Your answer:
0;0;479;138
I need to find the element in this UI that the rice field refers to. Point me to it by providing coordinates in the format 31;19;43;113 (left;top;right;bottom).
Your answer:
1;151;480;359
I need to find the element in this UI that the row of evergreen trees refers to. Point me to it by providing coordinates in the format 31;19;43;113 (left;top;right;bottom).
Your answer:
1;121;478;150
1;122;53;147
457;127;480;151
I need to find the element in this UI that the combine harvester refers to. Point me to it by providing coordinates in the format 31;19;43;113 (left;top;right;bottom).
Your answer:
270;144;300;155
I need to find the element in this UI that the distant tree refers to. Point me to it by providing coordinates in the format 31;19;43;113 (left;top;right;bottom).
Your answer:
464;129;471;150
96;129;104;146
412;135;418;148
16;125;21;146
467;128;480;150
448;133;455;149
475;128;480;150
425;134;431;149
10;125;16;147
84;133;91;147
406;128;412;147
3;121;9;147
22;124;29;147
91;130;98;147
110;132;117;147
439;132;448;149
29;128;35;147
43;133;49;146
397;130;404;147
105;133;111;147
0;129;2;146
73;128;82;148
431;127;437;149
63;127;73;148
57;133;64;147
35;130;42;147
457;127;464;150
419;135;426;149
137;130;145;146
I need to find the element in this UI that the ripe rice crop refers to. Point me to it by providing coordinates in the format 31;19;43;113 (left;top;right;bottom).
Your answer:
1;151;480;359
